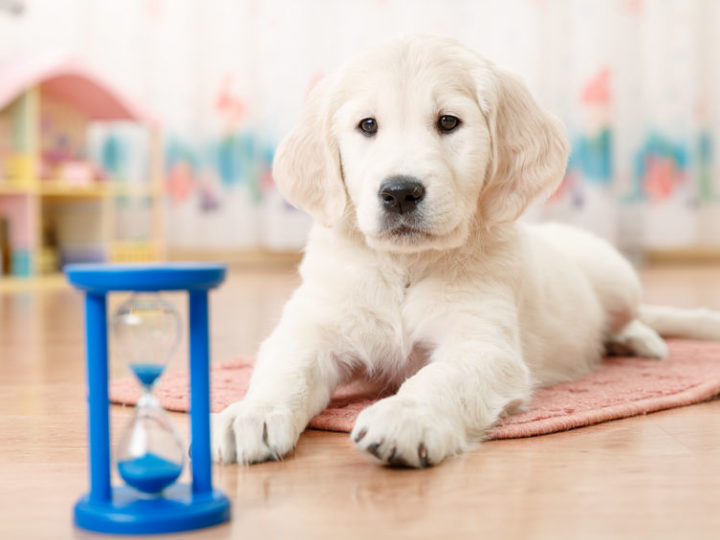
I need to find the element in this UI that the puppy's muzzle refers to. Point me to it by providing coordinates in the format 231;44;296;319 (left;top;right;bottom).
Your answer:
378;176;425;215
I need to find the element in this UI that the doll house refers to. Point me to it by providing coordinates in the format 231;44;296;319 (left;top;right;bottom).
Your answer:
0;52;164;286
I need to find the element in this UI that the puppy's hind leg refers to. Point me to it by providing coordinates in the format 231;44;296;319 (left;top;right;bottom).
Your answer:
606;319;669;359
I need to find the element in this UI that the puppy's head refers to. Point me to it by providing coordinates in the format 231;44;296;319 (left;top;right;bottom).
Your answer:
273;35;569;253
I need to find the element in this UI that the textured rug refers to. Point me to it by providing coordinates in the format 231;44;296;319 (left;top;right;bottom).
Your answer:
109;339;720;439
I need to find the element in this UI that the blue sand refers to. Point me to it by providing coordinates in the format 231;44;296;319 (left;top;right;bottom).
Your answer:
118;453;183;494
130;363;164;387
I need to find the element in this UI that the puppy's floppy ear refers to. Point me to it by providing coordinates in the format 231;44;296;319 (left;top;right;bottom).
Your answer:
272;76;347;226
477;65;570;225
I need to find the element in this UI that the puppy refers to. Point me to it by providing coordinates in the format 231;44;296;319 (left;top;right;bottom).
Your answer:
212;35;720;468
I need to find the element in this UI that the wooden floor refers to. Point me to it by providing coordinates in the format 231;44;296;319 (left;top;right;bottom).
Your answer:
1;264;720;539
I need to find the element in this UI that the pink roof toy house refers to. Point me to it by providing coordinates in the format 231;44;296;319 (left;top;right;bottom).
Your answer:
0;52;164;282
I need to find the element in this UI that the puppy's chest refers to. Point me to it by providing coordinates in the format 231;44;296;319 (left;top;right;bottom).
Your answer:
368;271;437;359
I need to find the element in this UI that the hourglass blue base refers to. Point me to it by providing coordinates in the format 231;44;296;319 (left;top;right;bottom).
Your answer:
74;483;230;534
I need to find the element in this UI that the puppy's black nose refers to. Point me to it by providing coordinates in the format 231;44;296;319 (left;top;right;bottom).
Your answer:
378;176;426;215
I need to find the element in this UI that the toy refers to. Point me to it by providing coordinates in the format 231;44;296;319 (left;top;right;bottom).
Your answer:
66;262;231;534
0;54;164;283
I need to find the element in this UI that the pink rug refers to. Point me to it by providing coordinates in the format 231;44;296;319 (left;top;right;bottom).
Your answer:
109;340;720;439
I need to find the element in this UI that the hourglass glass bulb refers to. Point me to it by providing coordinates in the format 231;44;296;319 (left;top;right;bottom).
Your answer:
112;293;184;495
112;293;181;388
116;394;185;494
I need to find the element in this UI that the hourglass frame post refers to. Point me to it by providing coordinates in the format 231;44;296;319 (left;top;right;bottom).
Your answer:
189;290;212;495
66;263;231;535
85;291;112;504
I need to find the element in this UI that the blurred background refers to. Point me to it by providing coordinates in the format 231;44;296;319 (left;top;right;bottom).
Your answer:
1;0;719;286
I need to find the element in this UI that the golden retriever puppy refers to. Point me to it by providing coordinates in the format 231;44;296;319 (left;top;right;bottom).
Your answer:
212;35;720;468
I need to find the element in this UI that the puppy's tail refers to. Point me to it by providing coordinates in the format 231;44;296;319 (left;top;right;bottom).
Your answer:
639;305;720;341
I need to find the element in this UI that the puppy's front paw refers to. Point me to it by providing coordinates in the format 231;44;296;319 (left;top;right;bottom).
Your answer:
351;396;468;468
211;400;300;465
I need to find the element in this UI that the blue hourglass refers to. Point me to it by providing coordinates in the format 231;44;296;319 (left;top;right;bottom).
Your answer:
67;263;231;535
113;293;185;495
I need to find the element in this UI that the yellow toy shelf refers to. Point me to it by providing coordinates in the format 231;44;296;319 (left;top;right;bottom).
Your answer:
0;53;165;284
0;178;159;198
0;272;66;293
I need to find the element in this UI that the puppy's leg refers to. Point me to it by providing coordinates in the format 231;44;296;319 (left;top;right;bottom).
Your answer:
606;319;668;359
352;309;532;467
212;299;345;465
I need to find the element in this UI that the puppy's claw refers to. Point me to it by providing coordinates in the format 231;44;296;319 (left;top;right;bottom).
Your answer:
418;443;430;468
388;446;410;468
366;441;383;459
354;428;367;443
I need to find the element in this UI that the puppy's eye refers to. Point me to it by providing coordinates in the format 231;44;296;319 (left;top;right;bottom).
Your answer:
358;118;378;136
438;115;460;133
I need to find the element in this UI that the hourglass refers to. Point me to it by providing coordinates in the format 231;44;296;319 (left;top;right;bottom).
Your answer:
113;293;185;495
66;263;231;535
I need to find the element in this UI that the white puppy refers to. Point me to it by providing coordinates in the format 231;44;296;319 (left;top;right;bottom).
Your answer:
212;35;720;468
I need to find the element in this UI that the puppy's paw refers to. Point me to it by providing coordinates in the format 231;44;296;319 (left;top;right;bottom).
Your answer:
350;396;468;468
211;400;300;465
607;320;668;359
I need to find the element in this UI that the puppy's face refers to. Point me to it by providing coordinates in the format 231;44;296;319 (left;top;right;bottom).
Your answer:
333;50;491;252
273;36;569;254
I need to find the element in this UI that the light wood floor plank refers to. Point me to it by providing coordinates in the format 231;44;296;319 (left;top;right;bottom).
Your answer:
1;264;719;539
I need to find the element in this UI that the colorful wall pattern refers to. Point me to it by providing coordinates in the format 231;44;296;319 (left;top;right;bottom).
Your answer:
2;0;719;250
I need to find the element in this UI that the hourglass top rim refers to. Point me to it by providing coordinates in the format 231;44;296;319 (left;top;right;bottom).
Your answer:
65;263;226;292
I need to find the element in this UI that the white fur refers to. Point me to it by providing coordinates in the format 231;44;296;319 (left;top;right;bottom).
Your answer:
212;35;720;468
